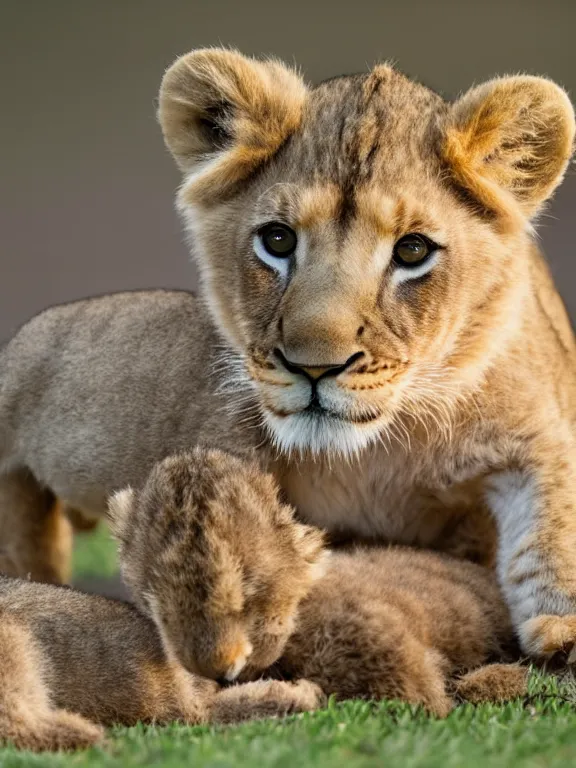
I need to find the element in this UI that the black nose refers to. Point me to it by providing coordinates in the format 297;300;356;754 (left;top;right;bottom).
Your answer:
274;350;363;381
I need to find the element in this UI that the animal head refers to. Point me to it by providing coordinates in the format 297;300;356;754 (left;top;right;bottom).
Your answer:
158;48;575;458
107;449;326;682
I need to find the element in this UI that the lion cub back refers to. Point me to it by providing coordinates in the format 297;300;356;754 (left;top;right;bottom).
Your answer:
280;546;517;713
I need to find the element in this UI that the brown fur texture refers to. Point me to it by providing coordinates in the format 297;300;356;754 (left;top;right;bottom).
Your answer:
0;575;324;752
278;547;524;715
158;48;307;200
453;663;529;705
110;450;527;717
1;48;576;662
0;480;72;584
108;449;326;681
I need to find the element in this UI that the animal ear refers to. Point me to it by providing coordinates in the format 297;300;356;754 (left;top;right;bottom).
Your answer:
293;523;327;579
443;75;575;220
158;48;307;202
106;487;135;540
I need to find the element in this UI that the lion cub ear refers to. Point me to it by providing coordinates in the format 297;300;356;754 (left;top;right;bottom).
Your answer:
106;487;136;542
293;523;329;581
444;75;575;220
158;48;307;202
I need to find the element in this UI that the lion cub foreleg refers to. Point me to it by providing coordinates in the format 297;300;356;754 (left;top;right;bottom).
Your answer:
210;680;325;724
485;450;576;660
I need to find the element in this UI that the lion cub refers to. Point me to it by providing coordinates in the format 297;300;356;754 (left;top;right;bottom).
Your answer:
110;449;528;717
0;493;325;752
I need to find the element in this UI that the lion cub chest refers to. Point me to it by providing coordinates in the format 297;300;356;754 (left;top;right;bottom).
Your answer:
277;444;485;548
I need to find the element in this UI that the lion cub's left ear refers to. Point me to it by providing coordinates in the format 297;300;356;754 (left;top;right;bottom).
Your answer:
158;48;308;203
444;76;575;220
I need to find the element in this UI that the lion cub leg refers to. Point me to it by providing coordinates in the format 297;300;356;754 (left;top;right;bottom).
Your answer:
211;679;325;725
454;663;529;704
0;620;104;751
485;465;576;661
520;615;576;664
0;470;73;584
281;613;454;717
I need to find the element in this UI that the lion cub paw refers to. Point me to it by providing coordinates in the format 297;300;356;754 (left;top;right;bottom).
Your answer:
520;615;576;663
211;679;326;724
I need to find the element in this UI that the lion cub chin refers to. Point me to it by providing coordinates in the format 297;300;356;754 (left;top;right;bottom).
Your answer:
110;449;528;718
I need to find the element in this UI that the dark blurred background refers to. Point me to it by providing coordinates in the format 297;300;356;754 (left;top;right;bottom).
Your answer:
1;0;575;343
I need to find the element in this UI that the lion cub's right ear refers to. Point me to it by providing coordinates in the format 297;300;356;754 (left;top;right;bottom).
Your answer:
158;48;308;203
106;487;136;542
444;75;575;222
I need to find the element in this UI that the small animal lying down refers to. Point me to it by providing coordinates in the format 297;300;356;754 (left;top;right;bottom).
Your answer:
0;577;325;751
0;449;528;751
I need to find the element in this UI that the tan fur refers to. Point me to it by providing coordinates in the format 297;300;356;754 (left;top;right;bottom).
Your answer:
0;573;324;751
445;76;575;221
520;615;576;661
158;48;306;201
108;450;527;717
156;49;576;659
0;446;529;752
108;449;326;681
453;663;529;704
0;478;72;584
279;547;524;716
2;48;576;663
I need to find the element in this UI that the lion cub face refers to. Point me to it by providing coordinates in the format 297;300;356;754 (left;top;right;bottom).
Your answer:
158;49;574;457
108;450;326;682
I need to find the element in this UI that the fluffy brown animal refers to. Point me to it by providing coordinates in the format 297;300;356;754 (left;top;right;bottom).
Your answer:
1;48;575;662
0;447;528;753
110;449;528;717
0;575;324;752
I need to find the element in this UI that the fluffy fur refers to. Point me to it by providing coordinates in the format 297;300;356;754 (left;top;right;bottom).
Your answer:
0;574;324;751
109;450;528;717
108;448;326;681
0;447;527;753
0;49;575;660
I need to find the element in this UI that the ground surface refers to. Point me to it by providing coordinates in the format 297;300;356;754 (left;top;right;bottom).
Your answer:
2;526;576;767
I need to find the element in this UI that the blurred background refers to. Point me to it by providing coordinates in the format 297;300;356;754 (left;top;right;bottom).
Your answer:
1;0;575;343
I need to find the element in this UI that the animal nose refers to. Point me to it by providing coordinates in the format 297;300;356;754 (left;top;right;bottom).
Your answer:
274;349;363;380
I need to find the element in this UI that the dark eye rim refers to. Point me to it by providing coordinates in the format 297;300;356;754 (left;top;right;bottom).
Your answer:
392;233;442;269
257;222;298;259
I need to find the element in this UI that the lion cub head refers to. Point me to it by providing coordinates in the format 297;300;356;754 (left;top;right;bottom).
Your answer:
108;449;326;682
158;48;574;457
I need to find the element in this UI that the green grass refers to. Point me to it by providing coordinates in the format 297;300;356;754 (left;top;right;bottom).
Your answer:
72;523;118;580
2;527;575;767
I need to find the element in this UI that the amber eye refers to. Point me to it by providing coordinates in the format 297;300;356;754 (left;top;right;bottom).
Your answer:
258;223;297;258
392;234;435;267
